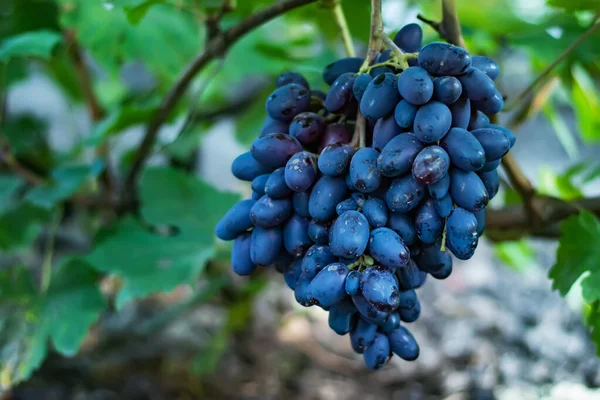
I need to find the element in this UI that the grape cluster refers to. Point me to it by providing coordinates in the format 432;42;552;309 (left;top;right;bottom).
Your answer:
216;23;515;370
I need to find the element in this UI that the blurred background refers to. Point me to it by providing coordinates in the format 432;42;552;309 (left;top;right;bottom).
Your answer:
1;0;600;399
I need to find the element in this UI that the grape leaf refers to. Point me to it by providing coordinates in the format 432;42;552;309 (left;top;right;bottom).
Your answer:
0;203;50;251
547;0;600;11
549;211;600;296
85;103;160;147
572;65;600;143
494;240;537;271
0;30;61;61
0;175;24;210
125;0;166;24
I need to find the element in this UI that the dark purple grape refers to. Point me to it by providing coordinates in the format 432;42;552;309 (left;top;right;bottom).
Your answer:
330;210;370;258
387;326;419;360
351;192;367;207
352;295;390;325
329;298;357;335
449;169;489;212
289;112;324;144
370;65;393;77
231;232;256;276
318;143;354;176
440;127;486;171
251;174;270;196
418;241;453;275
231;151;272;181
397;67;433;105
250;226;283;266
283;215;311;257
468;109;490;130
364;333;391;370
319;123;351;150
434;193;453;218
474;208;486;236
294;273;313;306
394;100;418;128
307;263;349;307
399;300;421;323
488;124;516;147
251;133;302;168
373;115;403;152
480;159;500;172
361;266;401;312
276;71;309;89
345;270;361;296
362;197;388;228
284;151;317;192
377;133;424;177
396;259;422;290
368;227;410;269
446;207;479;260
283;258;303;290
413;101;452;143
449;96;470;129
478;169;499;199
383;313;401;333
415;198;444;244
266;83;311;121
293;191;310;217
353;73;372;102
301;245;337;278
250;195;293;228
215;199;255;240
387;213;416;246
471;56;499;80
268;251;292;273
350;318;378;353
434;76;462;104
336;198;359;215
386;174;425;213
323;57;364;85
412;146;450;184
393;23;423;53
471;127;511;161
472;89;504;114
428;172;450;199
259;116;289;136
265;167;292;198
360;73;400;120
309;176;348;222
326;72;357;113
350;148;381;193
457;67;496;102
308;220;330;245
418;42;471;76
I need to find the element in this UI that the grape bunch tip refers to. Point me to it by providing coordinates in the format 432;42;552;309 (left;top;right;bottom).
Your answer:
216;22;515;371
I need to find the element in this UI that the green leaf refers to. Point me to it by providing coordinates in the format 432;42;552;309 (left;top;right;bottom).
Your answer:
3;114;55;172
543;103;579;160
537;166;583;201
549;211;600;296
85;104;160;147
547;0;600;11
234;91;270;145
125;0;166;24
494;240;537;271
86;167;239;308
0;30;61;61
0;203;50;251
0;175;25;210
25;162;104;209
572;65;600;143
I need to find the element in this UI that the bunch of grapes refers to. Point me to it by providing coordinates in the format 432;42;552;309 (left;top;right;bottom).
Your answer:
215;23;515;370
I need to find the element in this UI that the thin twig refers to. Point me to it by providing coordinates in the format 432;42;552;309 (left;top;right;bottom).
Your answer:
40;207;63;293
122;0;318;207
0;141;45;185
328;1;356;57
417;0;466;48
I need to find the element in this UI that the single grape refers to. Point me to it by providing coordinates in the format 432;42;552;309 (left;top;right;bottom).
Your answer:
250;195;293;228
323;57;364;85
399;301;421;323
386;174;425;213
265;83;311;121
449;169;489;212
231;151;272;181
387;326;419;361
326;72;357;113
251;191;261;200
267;251;292;273
394;100;419;129
418;241;453;275
471;127;511;161
478;169;500;199
474;208;486;236
446;207;479;260
352;295;390;325
250;226;283;266
329;298;357;335
251;174;270;196
318;143;355;177
362;197;388;228
449;96;471;129
393;23;423;53
294;273;313;307
319;123;352;149
440;127;486;171
415;198;444;244
215;199;255;241
276;71;309;89
397;67;433;105
330;210;370;258
292;191;310;217
336;198;359;215
480;159;501;172
387;213;417;246
368;228;410;269
433;192;453;218
283;258;303;290
353;73;373;102
360;73;401;120
373;115;403;152
468;110;490;130
370;65;394;77
231;232;256;276
377;133;424;177
471;56;499;80
382;313;401;333
360;266;401;312
251;133;302;168
412;145;450;184
364;333;391;370
259;116;289;137
472;89;504;114
488;124;516;148
428;172;450;199
283;215;312;257
351;192;367;207
307;262;350;307
308;220;330;245
350;148;382;193
418;42;471;76
289;112;324;145
284;152;317;192
350;318;378;353
309;176;348;222
413;101;452;143
301;245;337;279
265;167;292;198
434;76;462;104
457;67;496;101
396;259;422;290
345;270;361;296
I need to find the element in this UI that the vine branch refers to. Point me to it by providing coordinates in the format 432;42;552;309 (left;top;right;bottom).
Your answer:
417;0;466;48
326;0;356;57
122;0;318;206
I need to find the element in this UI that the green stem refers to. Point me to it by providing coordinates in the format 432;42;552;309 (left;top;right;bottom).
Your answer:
440;221;447;252
329;1;356;57
41;207;63;293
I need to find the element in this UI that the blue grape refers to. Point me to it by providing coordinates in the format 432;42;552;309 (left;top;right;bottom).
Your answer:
326;72;357;113
294;273;313;306
434;192;453;218
319;123;352;149
428;172;450;199
284;152;317;192
377;133;424;177
478;169;499;199
415;198;444;244
251;174;270;196
318;143;354;177
336;198;359;215
266;83;311;121
412;145;450;184
449;96;470;129
345;270;361;296
370;65;394;77
351;192;367;207
386;174;425;213
293;191;310;217
289;112;324;145
283;215;312;257
471;56;499;80
399;301;421;323
396;259;422;290
308;220;330;245
265;167;292;198
307;262;350;307
231;232;256;276
387;326;419;361
363;197;388;228
418;42;471;76
472;89;504;114
301;245;337;279
250;226;283;266
330;210;370;258
471;127;511;161
345;173;356;191
449;169;489;212
251;191;261;200
376;49;392;63
352;295;390;324
394;100;418;128
446;207;479;260
360;73;400;120
397;67;433;105
259;116;289;137
350;318;378;353
283;258;303;290
231;151;272;181
474;208;486;236
353;73;372;102
250;195;293;228
309;176;348;222
364;333;391;370
480;159;501;172
361;266;401;312
387;213;417;246
276;71;309;89
488;123;516;147
215;199;255;240
382;313;401;333
393;23;423;53
440;127;486;171
323;57;364;85
413;101;452;143
468;110;490;130
251;133;302;168
418;242;453;275
329;298;357;335
434;76;462;104
350;148;381;193
399;291;419;309
368;227;410;269
373;115;403;152
457;67;495;101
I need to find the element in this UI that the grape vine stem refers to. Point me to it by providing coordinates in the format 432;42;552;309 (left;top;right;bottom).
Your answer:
122;0;319;208
327;0;356;57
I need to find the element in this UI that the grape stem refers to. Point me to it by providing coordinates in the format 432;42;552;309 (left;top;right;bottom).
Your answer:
325;0;356;57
